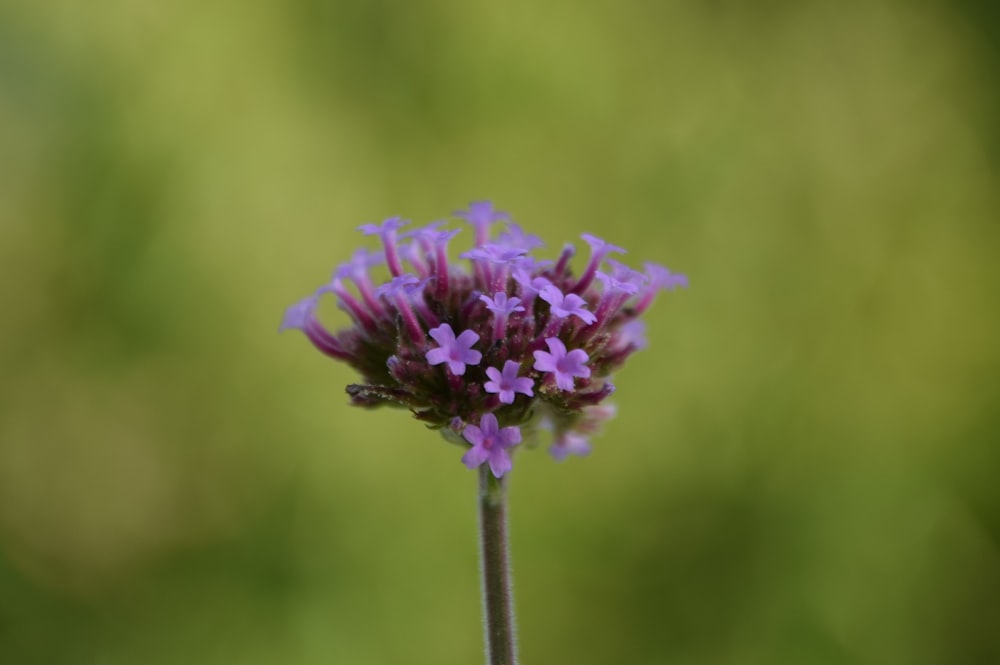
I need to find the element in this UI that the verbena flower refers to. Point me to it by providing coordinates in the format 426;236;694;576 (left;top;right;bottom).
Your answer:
461;412;522;477
484;360;535;404
281;201;687;477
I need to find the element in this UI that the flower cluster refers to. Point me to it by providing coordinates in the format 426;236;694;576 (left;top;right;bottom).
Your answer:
281;201;687;477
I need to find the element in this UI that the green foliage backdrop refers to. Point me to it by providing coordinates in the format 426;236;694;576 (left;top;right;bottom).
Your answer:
1;1;998;663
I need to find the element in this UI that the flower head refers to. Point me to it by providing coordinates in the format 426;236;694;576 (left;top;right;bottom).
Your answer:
282;200;685;475
461;413;521;478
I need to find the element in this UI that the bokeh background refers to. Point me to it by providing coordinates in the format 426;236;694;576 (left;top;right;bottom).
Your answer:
2;0;999;663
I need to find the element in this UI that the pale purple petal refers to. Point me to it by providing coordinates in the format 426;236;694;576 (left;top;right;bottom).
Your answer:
512;376;534;396
645;262;689;291
497;424;522;447
428;323;456;346
358;216;409;236
425;347;450;366
545;337;568;357
462;423;484;447
532;349;558;373
488;450;513;478
550;432;591;461
456;329;481;349
496;222;544;251
279;295;318;332
478;413;500;438
553;370;576;391
462;445;490;469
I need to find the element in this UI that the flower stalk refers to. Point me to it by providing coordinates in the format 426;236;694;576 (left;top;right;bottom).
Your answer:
478;466;518;665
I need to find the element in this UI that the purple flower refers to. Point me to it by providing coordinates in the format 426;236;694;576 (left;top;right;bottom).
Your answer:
533;337;591;391
480;291;526;341
573;233;626;293
279;295;318;333
611;319;648;352
461;413;522;478
539;284;597;325
496;222;544;251
550;432;591;461
279;294;351;360
283;199;687;475
374;274;434;340
513;270;551;297
479;292;525;317
426;323;482;375
634;262;689;314
334;248;384;281
596;259;645;296
460;244;528;266
645;262;689;291
484;360;535;404
358;216;410;277
454;201;510;245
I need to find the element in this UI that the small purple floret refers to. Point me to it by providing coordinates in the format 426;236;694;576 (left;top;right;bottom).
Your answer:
573;233;626;293
279;295;318;332
358;216;410;277
634;262;689;314
645;262;689;291
496;222;544;251
461;413;521;478
533;337;591;391
357;216;409;237
550;432;591;461
454;201;510;245
539;285;597;325
426;323;482;375
484;360;535;404
480;292;525;317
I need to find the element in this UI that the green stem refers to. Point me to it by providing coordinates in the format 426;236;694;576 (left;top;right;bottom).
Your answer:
478;467;519;665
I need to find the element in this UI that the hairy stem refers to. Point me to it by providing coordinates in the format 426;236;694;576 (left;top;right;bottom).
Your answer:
478;467;518;665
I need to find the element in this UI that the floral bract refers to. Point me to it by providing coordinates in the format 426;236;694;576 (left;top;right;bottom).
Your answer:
281;201;687;477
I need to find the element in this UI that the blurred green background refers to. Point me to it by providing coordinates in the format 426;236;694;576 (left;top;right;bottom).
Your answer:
2;0;999;663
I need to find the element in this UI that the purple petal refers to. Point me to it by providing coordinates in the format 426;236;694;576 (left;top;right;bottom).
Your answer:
498;425;522;447
428;323;456;346
487;449;513;478
581;233;626;256
533;350;557;373
425;348;449;366
479;413;499;437
279;295;317;332
448;360;468;375
463;424;484;447
462;445;490;470
545;337;568;357
550;432;591;461
554;372;576;391
513;377;535;396
456;329;481;350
